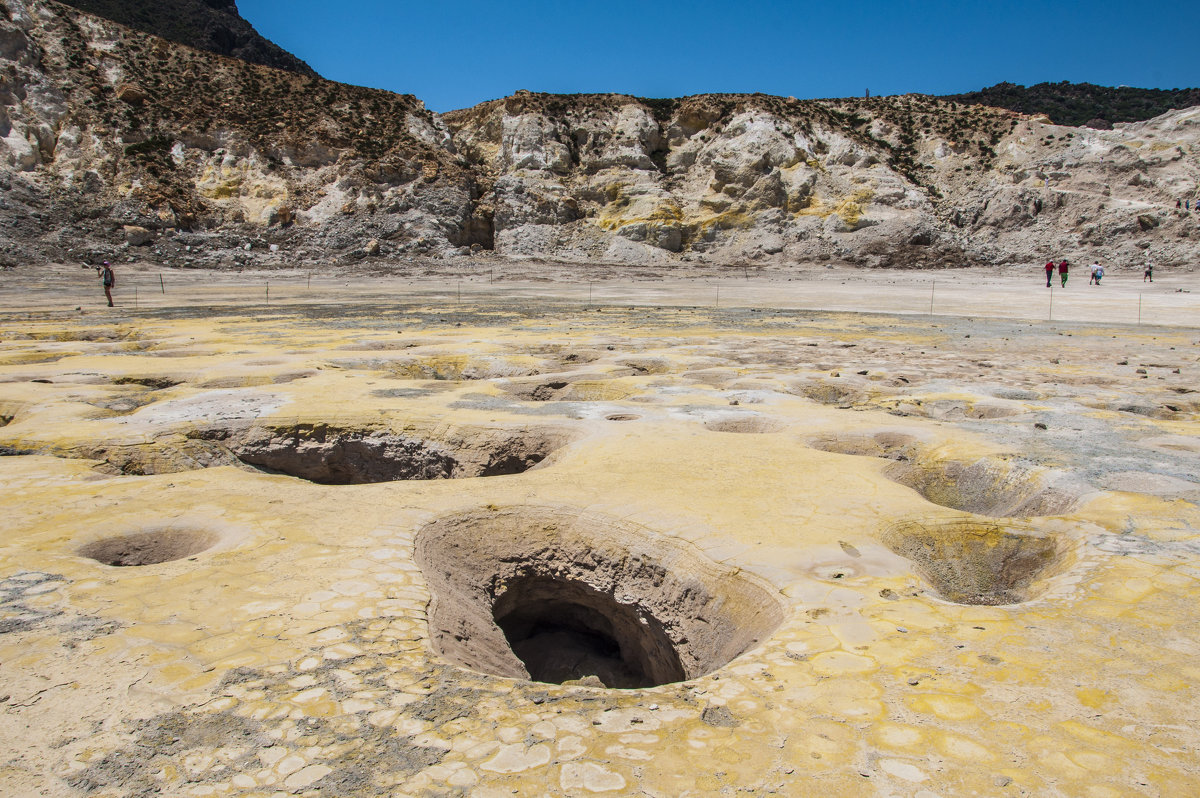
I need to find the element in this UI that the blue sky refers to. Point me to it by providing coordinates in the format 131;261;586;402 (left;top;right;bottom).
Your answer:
238;0;1199;112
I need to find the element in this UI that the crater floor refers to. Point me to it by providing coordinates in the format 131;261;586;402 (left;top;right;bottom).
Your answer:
1;266;1199;797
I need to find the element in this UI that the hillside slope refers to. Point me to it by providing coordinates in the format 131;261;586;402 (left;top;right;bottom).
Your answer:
55;0;316;76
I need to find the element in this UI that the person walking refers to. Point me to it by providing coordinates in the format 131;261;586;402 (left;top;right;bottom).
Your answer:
96;261;115;306
1044;260;1055;287
1088;262;1098;284
1058;260;1069;287
1093;263;1104;285
1144;262;1153;282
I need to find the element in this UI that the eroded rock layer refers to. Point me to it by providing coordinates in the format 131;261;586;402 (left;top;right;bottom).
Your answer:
1;0;1197;271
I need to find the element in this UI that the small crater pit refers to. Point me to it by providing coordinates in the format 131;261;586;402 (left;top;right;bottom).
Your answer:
390;356;538;381
681;369;737;388
112;377;181;390
966;403;1024;420
809;431;920;460
620;358;670;376
704;416;786;434
605;414;640;422
86;394;159;415
792;379;863;406
884;456;1082;517
531;381;570;400
556;350;601;367
882;519;1071;605
63;438;239;475
502;374;633;403
0;401;28;427
79;528;219;566
416;506;787;689
192;423;572;485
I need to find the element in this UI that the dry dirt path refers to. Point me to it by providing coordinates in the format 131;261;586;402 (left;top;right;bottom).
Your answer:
3;261;1198;328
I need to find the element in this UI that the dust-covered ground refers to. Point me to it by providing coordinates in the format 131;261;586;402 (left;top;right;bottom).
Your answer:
1;261;1199;797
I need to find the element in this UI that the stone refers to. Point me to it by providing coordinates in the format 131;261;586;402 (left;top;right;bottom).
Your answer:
560;762;627;792
283;764;332;789
123;225;154;246
700;705;738;728
479;743;552;774
115;84;147;104
267;205;294;226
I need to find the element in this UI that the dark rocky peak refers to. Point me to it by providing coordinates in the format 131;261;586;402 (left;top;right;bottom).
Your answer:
54;0;317;76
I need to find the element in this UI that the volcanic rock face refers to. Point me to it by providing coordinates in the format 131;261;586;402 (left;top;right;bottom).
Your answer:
0;0;481;268
0;0;1197;270
449;92;1200;268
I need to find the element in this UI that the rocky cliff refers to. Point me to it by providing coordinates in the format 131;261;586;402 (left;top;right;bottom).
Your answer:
1;0;1198;271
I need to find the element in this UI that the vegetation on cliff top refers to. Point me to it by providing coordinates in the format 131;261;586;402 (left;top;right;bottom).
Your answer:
944;81;1200;127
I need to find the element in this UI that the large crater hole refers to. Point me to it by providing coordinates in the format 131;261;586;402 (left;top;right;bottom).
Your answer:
415;506;787;689
882;519;1071;605
190;423;572;485
79;528;219;566
494;575;684;689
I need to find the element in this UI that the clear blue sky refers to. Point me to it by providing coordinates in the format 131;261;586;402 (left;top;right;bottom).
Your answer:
238;0;1199;112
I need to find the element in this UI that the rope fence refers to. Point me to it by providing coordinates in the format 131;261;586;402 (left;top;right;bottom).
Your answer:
6;266;1199;328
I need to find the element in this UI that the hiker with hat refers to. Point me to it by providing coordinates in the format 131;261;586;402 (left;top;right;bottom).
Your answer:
96;261;115;306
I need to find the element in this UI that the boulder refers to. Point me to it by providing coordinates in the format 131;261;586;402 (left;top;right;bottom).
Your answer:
616;221;682;252
267;205;294;227
116;84;147;105
123;225;154;246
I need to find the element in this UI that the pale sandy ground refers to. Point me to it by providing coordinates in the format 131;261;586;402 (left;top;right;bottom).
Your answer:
5;259;1199;326
1;261;1199;798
